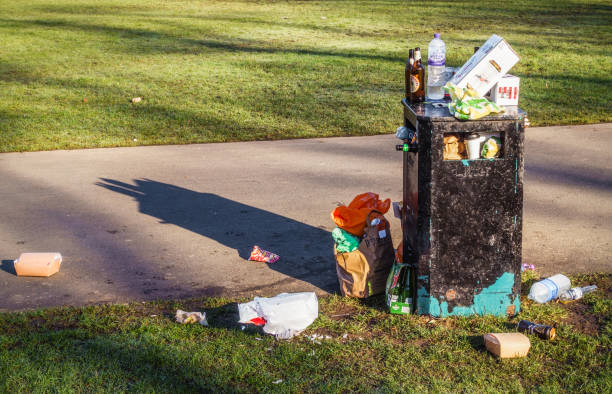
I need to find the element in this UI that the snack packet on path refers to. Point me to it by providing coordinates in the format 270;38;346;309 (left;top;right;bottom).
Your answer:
249;245;280;263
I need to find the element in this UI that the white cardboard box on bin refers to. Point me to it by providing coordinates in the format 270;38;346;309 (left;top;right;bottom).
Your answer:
491;74;520;106
450;34;519;97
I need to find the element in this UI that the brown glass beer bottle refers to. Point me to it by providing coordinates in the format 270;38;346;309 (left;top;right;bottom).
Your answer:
405;49;414;100
410;47;425;102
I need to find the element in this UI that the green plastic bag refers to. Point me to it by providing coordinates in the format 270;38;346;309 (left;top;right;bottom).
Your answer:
332;227;361;253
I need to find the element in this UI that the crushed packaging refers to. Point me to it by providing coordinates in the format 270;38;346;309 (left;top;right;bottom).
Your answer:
491;74;520;106
450;34;519;97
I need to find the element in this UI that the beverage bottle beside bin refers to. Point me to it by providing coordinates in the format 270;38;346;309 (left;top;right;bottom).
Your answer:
517;320;556;340
528;274;571;303
427;33;446;100
410;47;425;103
405;49;414;100
559;285;598;301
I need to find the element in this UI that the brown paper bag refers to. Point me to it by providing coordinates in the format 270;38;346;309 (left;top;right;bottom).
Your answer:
334;212;395;298
14;253;62;277
335;247;370;297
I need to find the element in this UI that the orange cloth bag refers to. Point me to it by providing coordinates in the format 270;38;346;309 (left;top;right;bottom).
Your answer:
331;192;391;236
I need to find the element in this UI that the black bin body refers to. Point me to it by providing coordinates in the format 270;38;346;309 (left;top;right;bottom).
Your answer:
401;99;526;317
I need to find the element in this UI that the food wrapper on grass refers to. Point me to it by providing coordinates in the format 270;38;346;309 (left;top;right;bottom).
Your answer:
249;245;280;263
175;310;208;326
444;82;503;121
481;136;502;158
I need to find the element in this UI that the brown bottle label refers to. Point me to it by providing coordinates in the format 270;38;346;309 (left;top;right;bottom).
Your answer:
410;75;420;92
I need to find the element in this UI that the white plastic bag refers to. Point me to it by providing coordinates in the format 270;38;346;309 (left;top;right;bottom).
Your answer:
238;292;318;339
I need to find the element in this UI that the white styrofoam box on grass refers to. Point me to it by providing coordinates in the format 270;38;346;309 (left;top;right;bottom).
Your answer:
450;34;519;97
491;74;520;106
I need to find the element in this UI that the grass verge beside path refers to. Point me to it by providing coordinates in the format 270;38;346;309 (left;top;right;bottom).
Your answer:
1;0;611;152
0;272;610;392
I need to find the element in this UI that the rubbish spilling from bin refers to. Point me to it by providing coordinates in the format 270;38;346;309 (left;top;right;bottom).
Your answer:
399;33;525;317
331;194;395;298
238;292;318;339
405;33;520;111
484;332;531;358
14;253;62;277
175;310;208;326
248;245;280;264
444;83;504;120
449;34;520;97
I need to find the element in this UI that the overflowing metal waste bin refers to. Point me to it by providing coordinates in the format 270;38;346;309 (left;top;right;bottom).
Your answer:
398;99;526;317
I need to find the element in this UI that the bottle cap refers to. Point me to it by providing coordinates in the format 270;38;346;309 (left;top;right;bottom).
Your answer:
434;33;440;38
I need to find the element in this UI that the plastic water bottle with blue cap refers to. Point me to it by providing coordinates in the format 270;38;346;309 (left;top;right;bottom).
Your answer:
528;274;571;304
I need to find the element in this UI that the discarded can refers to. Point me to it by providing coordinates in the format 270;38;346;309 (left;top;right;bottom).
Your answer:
517;320;556;340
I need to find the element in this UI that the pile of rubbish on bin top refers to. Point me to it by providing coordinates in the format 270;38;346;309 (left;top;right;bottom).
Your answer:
405;33;521;118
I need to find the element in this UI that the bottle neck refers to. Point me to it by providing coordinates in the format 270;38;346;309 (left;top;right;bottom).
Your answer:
414;51;421;63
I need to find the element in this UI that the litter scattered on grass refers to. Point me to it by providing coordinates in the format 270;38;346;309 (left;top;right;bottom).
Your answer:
175;310;208;326
131;97;142;103
238;292;318;339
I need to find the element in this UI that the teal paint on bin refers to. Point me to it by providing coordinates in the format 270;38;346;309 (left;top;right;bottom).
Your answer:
417;272;518;317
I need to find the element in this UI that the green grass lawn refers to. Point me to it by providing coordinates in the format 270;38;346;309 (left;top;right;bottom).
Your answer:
0;272;610;392
0;0;611;152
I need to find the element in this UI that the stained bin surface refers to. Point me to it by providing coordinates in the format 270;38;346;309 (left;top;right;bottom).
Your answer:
401;99;526;317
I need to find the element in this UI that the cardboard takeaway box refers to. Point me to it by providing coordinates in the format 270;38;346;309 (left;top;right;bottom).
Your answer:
484;332;531;358
14;253;62;277
490;74;520;106
450;34;520;97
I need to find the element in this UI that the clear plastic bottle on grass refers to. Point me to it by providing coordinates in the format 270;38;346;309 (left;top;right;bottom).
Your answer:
559;285;598;301
528;274;571;303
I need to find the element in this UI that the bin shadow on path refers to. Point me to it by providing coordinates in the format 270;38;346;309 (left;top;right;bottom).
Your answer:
95;178;337;293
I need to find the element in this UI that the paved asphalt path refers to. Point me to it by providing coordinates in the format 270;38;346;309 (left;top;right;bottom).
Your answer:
1;123;610;311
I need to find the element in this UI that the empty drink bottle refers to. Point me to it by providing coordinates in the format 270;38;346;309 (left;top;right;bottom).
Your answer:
528;274;571;303
559;285;598;301
517;320;556;340
427;33;446;100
